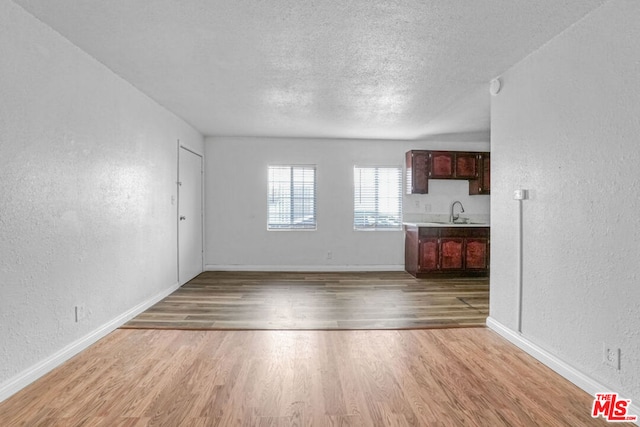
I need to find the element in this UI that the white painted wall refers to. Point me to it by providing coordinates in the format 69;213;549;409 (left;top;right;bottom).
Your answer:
0;0;203;398
490;0;639;404
205;136;489;270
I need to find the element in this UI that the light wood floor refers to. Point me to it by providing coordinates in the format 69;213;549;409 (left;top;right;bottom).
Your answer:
0;328;619;426
122;271;489;330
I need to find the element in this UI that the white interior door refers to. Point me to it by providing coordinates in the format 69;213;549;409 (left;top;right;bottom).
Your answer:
178;146;203;284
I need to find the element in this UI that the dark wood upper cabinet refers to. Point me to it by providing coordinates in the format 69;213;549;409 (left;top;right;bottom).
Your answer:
455;153;479;179
469;153;491;195
405;150;429;194
406;150;489;195
428;151;478;180
429;151;455;178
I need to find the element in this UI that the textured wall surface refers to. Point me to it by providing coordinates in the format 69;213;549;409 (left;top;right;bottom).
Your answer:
0;0;203;388
204;136;489;270
491;0;639;402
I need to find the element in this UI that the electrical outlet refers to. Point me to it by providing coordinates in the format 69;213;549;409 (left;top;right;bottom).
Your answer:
75;305;86;323
424;204;431;213
326;251;332;260
603;343;620;370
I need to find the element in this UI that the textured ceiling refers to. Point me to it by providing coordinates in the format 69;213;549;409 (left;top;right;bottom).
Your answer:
14;0;607;139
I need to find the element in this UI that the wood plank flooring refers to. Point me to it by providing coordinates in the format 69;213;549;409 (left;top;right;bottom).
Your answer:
0;328;620;426
122;271;489;330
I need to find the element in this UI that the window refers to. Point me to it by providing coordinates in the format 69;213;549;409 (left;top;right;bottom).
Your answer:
354;166;402;230
268;165;316;230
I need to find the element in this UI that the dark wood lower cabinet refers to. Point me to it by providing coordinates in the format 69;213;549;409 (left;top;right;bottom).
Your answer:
419;237;439;270
465;238;489;269
441;237;464;269
405;225;489;278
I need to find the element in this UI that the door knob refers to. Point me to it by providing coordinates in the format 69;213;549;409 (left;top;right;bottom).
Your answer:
179;216;186;221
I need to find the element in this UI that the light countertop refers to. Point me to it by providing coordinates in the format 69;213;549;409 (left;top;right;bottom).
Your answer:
403;222;490;228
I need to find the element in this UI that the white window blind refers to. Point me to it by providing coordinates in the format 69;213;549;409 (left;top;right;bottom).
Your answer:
354;166;402;230
268;165;316;230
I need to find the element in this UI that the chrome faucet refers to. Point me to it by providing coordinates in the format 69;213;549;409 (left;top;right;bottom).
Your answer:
449;201;465;223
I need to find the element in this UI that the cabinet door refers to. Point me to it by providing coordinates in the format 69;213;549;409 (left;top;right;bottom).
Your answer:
481;154;490;193
465;238;489;269
429;151;454;178
440;237;464;269
455;153;478;179
469;153;490;195
404;227;419;276
418;238;439;271
406;150;429;194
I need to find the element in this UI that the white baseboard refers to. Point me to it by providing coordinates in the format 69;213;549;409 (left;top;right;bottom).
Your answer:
0;281;181;403
487;317;640;425
205;264;405;272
